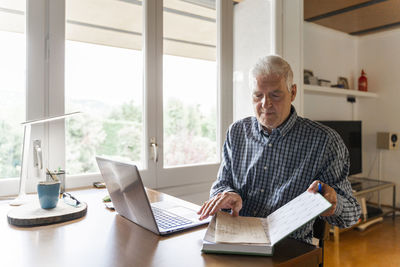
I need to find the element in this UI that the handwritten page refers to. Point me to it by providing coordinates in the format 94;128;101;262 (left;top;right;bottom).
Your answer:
267;191;331;245
203;216;217;243
215;211;269;244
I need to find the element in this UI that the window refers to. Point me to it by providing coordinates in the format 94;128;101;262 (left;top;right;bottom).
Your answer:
0;0;232;196
65;0;144;174
0;0;25;179
163;0;218;167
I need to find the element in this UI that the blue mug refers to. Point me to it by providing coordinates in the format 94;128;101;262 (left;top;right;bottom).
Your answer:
37;181;61;209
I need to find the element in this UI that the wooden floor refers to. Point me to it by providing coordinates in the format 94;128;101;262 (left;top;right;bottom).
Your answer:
324;216;400;267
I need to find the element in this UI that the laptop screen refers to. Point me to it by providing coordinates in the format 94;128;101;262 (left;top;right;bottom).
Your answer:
96;156;159;234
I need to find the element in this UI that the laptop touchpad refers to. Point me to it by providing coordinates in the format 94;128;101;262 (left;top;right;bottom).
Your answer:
152;201;198;220
167;207;197;218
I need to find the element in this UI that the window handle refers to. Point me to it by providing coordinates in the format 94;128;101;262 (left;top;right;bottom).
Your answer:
33;140;43;170
150;137;158;163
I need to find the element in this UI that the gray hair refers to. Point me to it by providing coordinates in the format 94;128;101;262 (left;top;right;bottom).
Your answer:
249;55;294;92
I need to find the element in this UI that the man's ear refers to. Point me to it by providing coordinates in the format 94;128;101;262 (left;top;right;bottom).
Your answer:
290;84;297;102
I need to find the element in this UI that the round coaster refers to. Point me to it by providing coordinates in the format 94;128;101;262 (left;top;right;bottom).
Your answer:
7;200;87;227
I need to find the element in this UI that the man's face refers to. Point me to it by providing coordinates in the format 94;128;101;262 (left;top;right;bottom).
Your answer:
252;74;297;133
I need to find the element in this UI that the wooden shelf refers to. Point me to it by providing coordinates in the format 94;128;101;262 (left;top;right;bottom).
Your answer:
304;84;378;98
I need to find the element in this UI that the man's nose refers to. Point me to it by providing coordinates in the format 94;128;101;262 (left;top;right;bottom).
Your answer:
262;96;272;108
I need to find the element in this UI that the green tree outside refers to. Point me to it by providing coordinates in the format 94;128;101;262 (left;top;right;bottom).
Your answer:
64;98;217;174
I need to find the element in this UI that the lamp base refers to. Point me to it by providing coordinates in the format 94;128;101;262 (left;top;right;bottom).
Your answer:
9;194;33;206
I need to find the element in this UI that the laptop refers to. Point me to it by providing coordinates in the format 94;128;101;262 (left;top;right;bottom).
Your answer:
96;156;211;235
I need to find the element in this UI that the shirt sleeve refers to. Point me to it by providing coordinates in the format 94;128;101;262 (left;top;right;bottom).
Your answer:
210;127;239;198
319;134;361;228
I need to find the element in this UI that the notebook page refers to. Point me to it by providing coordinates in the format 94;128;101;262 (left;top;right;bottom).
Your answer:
215;211;269;244
204;216;217;243
267;191;331;245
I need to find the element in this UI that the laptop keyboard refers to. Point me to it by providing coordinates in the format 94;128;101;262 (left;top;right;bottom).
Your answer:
152;207;193;229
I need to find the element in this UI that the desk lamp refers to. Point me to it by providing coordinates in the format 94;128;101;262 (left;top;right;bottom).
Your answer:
9;112;81;206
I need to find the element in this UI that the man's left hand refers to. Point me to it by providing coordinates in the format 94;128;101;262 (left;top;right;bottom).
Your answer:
307;180;337;216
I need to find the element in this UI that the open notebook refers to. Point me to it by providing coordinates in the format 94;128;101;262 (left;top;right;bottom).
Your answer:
202;191;332;256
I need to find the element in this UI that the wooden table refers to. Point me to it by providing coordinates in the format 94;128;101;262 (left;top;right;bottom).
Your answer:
0;188;322;267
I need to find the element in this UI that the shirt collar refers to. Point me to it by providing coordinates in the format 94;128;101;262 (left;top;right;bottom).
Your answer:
257;105;297;137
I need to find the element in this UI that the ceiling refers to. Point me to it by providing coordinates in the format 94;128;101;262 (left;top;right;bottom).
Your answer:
304;0;400;35
0;0;217;61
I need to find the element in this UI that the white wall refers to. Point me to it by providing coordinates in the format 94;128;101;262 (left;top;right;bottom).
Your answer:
303;22;358;120
233;0;304;121
357;28;400;207
304;22;358;89
281;0;304;115
304;22;399;207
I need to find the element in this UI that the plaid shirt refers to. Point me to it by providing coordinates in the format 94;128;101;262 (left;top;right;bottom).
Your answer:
211;106;361;244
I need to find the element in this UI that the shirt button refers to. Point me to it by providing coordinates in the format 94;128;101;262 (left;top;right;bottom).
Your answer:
253;211;257;216
260;189;264;193
264;166;267;170
268;143;272;147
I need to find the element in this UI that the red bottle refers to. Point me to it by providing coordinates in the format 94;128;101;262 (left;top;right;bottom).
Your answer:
358;70;368;92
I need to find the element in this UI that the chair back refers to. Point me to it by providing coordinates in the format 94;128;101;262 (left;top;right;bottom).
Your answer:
313;217;328;267
313;217;327;245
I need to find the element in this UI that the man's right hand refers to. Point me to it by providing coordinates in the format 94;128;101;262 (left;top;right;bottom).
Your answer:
197;191;243;220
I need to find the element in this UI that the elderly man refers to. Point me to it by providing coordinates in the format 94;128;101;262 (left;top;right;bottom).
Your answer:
198;55;361;244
